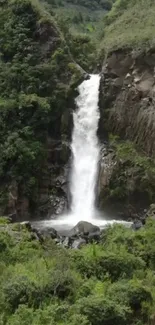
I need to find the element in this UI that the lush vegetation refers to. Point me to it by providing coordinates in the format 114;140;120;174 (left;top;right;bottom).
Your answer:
101;0;155;52
54;0;114;11
1;1;155;324
44;0;155;52
44;0;115;38
100;136;155;209
0;217;155;324
0;0;84;216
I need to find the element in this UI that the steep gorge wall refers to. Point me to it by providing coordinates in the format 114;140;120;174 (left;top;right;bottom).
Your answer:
99;48;155;156
98;48;155;219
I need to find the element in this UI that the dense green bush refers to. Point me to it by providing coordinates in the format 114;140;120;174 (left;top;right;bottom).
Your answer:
74;295;131;325
0;217;155;324
72;243;145;280
107;280;153;320
100;139;155;208
0;0;82;215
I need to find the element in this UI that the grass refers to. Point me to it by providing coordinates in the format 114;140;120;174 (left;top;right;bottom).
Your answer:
102;0;155;52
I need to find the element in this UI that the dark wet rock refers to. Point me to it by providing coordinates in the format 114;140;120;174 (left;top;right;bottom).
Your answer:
30;232;41;241
146;203;155;219
63;236;71;248
70;221;100;236
48;195;67;216
54;237;61;244
131;220;143;231
88;231;101;242
20;221;32;231
35;223;100;248
55;221;102;249
72;238;86;249
49;227;58;239
8;213;17;222
39;227;58;239
98;146;116;199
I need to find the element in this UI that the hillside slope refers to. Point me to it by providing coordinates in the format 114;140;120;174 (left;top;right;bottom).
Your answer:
102;0;155;52
45;0;115;37
98;0;155;217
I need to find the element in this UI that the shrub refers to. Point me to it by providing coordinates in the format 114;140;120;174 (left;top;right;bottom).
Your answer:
107;280;153;319
72;243;145;280
2;275;43;312
74;295;131;325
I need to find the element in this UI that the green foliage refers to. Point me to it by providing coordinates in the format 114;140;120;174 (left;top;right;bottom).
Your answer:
71;242;145;281
46;0;115;41
75;295;131;325
101;0;155;51
1;219;155;323
115;141;155;200
58;0;114;11
0;0;82;214
6;303;70;325
101;138;155;205
56;15;96;71
0;217;11;225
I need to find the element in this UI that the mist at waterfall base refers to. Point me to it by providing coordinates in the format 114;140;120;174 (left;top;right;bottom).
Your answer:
34;74;131;231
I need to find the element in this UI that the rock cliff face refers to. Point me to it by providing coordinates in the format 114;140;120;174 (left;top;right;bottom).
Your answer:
99;48;155;156
98;48;155;219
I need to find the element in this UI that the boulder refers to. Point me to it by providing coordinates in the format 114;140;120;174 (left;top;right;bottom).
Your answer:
88;231;101;242
8;213;17;222
38;227;58;240
131;220;143;231
70;221;100;236
63;236;71;248
146;203;155;219
20;221;32;231
72;238;86;249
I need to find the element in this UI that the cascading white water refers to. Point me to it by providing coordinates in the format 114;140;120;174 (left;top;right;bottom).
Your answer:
32;74;132;230
70;74;101;222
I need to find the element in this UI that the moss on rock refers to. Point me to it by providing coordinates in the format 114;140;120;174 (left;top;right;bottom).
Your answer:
99;137;155;218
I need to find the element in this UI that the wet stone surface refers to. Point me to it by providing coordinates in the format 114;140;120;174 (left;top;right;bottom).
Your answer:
26;219;135;249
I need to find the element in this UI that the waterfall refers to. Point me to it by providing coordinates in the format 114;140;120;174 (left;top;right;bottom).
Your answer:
32;74;132;230
70;74;101;222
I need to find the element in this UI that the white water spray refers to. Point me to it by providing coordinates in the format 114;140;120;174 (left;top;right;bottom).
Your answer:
70;74;101;222
32;74;132;231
